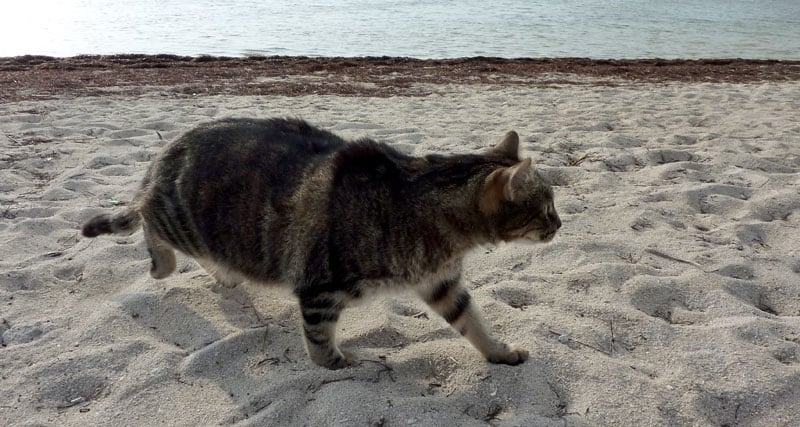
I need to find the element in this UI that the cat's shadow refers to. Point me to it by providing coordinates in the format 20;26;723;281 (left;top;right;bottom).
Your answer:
169;284;565;424
209;280;276;330
182;333;565;425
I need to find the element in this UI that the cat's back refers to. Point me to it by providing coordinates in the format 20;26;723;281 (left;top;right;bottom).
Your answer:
148;117;345;201
168;117;343;166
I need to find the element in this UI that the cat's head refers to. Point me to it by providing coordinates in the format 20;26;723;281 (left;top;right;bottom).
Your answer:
479;131;561;244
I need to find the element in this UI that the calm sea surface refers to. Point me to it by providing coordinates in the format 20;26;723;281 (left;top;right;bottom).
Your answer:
2;0;798;59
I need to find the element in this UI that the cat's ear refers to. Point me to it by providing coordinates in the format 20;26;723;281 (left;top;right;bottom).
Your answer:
480;158;532;214
487;131;520;160
501;157;532;201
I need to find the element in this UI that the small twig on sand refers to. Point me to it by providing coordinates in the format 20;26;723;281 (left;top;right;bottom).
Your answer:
307;376;355;393
549;329;611;356
563;153;590;166
56;396;86;410
609;320;615;356
361;357;396;382
644;248;703;270
253;357;281;367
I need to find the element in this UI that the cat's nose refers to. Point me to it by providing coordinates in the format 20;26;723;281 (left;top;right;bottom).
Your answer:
551;214;561;230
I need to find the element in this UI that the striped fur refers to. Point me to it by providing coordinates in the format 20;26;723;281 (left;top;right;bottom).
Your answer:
81;118;560;369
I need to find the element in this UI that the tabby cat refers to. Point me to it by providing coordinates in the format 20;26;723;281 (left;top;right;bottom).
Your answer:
82;118;561;369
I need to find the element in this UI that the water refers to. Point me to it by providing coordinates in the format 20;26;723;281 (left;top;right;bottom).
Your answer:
1;0;798;59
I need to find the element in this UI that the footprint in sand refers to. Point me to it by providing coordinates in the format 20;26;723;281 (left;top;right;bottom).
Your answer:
1;319;52;346
389;301;428;318
11;206;59;219
41;188;78;201
28;342;149;407
772;342;800;366
749;191;800;222
341;323;410;349
11;217;74;237
53;263;85;282
108;129;154;140
537;165;581;187
97;165;135;177
629;209;687;232
645;148;696;165
627;277;708;325
723;280;800;317
684;184;753;216
716;264;755;280
734;223;770;249
727;317;800;366
0;269;49;292
86;155;121;169
62;178;100;194
602;153;640;172
671;134;698;145
122;150;157;163
723;152;797;174
491;284;537;311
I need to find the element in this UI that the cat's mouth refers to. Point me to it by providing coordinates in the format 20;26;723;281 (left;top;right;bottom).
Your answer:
540;230;557;242
522;228;558;243
538;229;558;242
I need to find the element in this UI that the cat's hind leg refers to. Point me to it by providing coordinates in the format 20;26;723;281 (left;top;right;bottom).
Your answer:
419;277;528;365
143;223;176;279
297;293;353;369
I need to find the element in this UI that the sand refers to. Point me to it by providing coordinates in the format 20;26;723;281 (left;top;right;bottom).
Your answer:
1;79;799;426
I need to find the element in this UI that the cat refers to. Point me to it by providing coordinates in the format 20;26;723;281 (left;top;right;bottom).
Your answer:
82;118;561;369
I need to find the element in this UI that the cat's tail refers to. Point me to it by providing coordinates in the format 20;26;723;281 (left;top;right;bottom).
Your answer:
81;208;142;237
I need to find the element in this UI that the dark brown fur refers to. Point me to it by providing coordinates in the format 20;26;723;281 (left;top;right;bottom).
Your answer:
82;118;561;369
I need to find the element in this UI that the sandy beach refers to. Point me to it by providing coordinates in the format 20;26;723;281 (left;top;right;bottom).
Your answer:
1;58;800;426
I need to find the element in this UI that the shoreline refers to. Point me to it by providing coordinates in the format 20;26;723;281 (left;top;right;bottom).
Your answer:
2;55;800;102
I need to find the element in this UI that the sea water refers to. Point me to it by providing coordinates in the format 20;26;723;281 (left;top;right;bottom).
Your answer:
1;0;798;59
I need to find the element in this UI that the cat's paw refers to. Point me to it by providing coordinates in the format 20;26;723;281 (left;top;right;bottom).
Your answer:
316;349;358;370
487;345;529;366
326;353;358;370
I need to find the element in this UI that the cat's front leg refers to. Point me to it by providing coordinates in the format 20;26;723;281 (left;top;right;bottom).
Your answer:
419;277;528;365
297;293;354;369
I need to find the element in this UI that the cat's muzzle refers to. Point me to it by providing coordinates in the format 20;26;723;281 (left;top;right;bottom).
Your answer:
531;219;561;243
